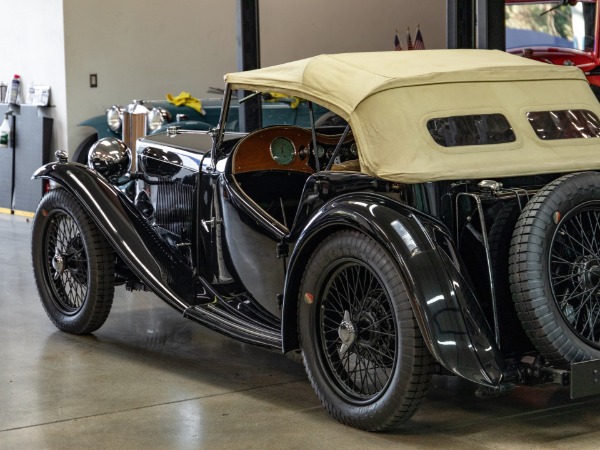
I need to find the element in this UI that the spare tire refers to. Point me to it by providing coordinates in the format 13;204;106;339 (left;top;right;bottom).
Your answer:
509;171;600;367
488;200;532;355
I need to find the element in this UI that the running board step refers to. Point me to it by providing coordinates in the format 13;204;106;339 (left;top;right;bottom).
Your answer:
184;303;282;349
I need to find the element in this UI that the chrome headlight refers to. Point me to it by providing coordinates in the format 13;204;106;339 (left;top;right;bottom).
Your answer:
106;105;125;132
88;137;131;181
147;107;171;132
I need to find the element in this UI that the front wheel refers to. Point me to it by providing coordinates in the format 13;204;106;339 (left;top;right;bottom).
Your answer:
32;189;115;334
298;230;433;431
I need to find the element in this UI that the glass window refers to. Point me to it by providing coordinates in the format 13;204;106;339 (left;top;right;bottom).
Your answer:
427;114;516;148
527;109;600;140
506;2;596;52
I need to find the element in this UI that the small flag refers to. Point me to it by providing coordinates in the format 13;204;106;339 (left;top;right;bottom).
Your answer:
414;26;425;50
394;30;403;51
407;27;413;50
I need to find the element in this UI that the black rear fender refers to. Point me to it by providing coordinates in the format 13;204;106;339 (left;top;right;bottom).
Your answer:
282;193;505;386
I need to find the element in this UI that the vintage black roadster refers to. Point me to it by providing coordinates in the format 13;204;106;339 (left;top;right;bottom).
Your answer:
31;50;600;431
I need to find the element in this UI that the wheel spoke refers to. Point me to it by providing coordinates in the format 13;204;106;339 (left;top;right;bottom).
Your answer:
319;260;397;400
587;304;600;342
573;214;594;255
551;252;580;266
44;211;89;313
550;204;600;347
559;227;595;256
550;271;579;283
585;211;600;256
328;282;342;310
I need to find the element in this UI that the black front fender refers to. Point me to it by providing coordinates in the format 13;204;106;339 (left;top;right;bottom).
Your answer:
33;162;194;311
282;193;505;387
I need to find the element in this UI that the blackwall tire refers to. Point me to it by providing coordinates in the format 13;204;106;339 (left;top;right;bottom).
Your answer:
32;189;115;334
298;230;433;431
489;200;522;301
509;172;600;367
488;200;533;354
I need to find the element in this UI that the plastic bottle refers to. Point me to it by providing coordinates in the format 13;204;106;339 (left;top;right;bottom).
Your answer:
6;75;21;104
0;113;11;148
27;81;35;104
0;82;6;103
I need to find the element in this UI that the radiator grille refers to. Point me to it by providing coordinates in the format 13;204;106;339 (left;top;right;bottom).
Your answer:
155;176;195;238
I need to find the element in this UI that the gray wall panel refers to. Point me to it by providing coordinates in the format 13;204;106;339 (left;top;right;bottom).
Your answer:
0;104;14;211
0;104;52;214
13;106;52;213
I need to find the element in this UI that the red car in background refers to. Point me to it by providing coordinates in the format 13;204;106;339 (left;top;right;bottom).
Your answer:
506;0;600;97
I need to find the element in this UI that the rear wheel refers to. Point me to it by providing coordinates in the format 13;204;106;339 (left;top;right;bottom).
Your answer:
510;172;600;367
298;230;432;431
32;189;115;334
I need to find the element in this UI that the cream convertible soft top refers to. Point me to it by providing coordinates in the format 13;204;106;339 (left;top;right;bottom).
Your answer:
225;50;600;183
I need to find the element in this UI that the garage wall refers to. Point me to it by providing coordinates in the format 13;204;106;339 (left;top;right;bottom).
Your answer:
260;0;446;65
0;0;67;154
63;0;237;154
1;0;446;156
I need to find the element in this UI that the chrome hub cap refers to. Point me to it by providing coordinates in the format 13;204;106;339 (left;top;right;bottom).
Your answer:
338;310;356;356
52;251;65;280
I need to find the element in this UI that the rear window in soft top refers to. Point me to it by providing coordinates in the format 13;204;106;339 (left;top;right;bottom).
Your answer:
427;114;516;148
527;109;600;140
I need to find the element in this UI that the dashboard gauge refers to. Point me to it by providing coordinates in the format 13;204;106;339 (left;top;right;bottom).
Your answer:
313;144;325;158
270;137;296;165
298;146;309;159
350;143;358;157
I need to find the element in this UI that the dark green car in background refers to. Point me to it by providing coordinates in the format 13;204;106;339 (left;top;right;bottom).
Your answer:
72;94;328;164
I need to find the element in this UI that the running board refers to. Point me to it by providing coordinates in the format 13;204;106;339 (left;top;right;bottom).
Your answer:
184;301;282;349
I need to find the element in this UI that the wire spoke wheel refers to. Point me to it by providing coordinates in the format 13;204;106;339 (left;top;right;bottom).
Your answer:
549;203;600;348
299;230;432;431
319;260;396;400
32;189;115;334
45;210;89;314
510;172;600;367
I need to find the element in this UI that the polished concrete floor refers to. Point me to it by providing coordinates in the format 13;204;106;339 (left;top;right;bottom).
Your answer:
1;213;600;449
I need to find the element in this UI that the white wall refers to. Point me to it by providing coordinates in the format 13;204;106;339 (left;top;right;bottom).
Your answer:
63;0;237;152
260;0;446;66
1;0;446;156
0;0;67;153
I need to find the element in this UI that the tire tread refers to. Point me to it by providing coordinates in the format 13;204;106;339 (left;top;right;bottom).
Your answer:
298;230;433;431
